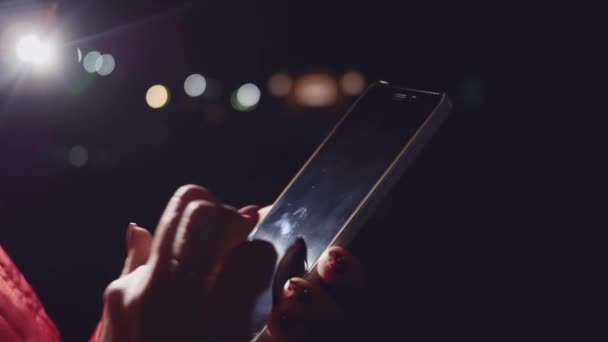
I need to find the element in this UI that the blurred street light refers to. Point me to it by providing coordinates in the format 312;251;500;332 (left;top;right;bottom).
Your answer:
232;83;260;111
83;51;101;73
340;70;365;96
268;72;292;97
96;54;116;76
16;34;53;66
146;84;170;109
293;73;338;107
184;73;207;97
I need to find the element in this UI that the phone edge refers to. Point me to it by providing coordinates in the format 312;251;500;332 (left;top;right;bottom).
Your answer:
250;84;452;342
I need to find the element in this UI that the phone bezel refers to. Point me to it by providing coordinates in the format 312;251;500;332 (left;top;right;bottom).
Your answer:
250;81;452;341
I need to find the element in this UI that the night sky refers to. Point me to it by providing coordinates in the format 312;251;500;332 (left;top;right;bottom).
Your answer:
0;0;605;341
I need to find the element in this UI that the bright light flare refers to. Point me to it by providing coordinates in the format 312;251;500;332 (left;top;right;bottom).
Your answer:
16;34;52;65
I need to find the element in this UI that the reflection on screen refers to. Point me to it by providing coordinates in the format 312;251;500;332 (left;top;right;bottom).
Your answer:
250;85;440;333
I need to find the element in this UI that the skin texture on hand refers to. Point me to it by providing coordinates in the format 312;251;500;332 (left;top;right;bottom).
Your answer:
99;185;276;342
97;186;364;342
258;204;365;342
267;246;363;342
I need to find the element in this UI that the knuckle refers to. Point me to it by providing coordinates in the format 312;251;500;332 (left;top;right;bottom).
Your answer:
184;199;222;219
174;184;212;201
104;280;147;313
103;280;124;306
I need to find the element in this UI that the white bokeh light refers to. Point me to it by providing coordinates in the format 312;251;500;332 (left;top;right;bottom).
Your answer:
68;145;88;168
235;83;261;109
16;34;51;65
95;54;116;76
184;74;207;97
83;51;101;73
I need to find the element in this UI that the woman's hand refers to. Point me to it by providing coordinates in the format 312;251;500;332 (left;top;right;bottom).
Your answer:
267;246;363;342
257;206;365;342
97;185;364;342
99;185;276;341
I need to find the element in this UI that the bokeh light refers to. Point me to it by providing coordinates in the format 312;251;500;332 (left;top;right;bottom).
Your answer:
83;51;101;73
68;145;88;168
293;73;338;107
232;83;261;111
16;34;52;65
184;73;207;97
268;72;292;97
340;70;366;96
95;54;115;76
146;84;170;109
77;48;82;63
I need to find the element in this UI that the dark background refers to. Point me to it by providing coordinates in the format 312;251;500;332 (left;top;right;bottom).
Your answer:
1;0;605;341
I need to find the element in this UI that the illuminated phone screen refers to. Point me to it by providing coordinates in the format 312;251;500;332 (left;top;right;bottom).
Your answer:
250;84;443;334
251;85;441;265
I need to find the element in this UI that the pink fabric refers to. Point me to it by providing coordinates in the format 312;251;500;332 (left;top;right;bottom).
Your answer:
89;318;103;342
0;246;60;341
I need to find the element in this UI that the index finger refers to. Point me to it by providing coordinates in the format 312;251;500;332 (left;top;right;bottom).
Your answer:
147;185;219;280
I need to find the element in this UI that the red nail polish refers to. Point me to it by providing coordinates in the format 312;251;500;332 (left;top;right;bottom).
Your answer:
327;251;347;274
285;280;310;303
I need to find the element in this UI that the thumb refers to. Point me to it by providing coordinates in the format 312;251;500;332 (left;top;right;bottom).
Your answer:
122;223;153;275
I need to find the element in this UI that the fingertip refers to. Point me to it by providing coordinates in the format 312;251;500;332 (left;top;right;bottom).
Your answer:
239;205;261;228
132;225;152;255
123;225;153;274
173;184;216;203
238;204;261;216
258;205;272;221
132;225;152;241
125;223;136;251
317;246;362;289
269;277;340;342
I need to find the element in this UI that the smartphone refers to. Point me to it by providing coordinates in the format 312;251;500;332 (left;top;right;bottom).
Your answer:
249;81;452;339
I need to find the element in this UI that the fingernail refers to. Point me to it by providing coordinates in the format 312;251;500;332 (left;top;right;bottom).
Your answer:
327;250;347;274
238;205;260;217
272;238;308;307
125;223;136;251
285;279;311;303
